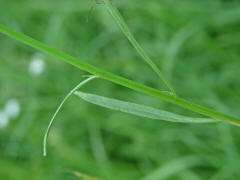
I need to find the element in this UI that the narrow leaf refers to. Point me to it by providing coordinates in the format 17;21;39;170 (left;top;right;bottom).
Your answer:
75;91;219;123
104;0;176;95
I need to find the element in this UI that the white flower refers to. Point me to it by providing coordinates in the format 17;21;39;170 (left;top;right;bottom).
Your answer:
4;99;20;119
0;111;9;129
28;53;45;76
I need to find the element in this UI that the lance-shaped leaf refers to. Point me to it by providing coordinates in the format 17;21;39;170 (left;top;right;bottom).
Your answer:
75;91;219;123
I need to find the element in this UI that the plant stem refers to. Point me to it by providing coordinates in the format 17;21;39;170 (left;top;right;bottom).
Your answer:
0;24;239;125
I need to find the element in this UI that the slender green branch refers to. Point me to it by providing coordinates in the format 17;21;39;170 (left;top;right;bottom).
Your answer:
43;75;98;156
103;0;176;96
0;24;239;125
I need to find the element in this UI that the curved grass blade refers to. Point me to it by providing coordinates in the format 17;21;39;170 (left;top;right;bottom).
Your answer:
103;0;176;96
74;91;219;123
43;75;98;156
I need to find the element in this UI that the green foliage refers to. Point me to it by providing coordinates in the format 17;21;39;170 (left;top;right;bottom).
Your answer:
1;0;240;180
0;22;239;124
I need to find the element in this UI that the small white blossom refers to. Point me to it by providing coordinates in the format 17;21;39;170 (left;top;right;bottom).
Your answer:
28;53;45;76
4;99;20;119
0;111;9;129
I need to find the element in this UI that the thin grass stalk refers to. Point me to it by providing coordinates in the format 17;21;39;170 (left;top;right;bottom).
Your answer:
0;24;239;125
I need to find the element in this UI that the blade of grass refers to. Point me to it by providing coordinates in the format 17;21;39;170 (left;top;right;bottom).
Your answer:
141;156;200;180
43;75;98;156
69;170;102;180
74;91;219;123
103;0;176;96
0;24;240;125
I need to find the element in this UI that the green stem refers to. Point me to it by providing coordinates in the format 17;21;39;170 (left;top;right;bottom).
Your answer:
0;24;239;125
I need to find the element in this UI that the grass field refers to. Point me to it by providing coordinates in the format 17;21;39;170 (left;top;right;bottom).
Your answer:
1;0;240;179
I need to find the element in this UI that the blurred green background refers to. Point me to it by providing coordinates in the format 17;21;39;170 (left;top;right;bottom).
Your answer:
1;0;240;179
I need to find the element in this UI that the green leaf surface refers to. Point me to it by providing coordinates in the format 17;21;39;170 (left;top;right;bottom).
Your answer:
75;91;219;123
